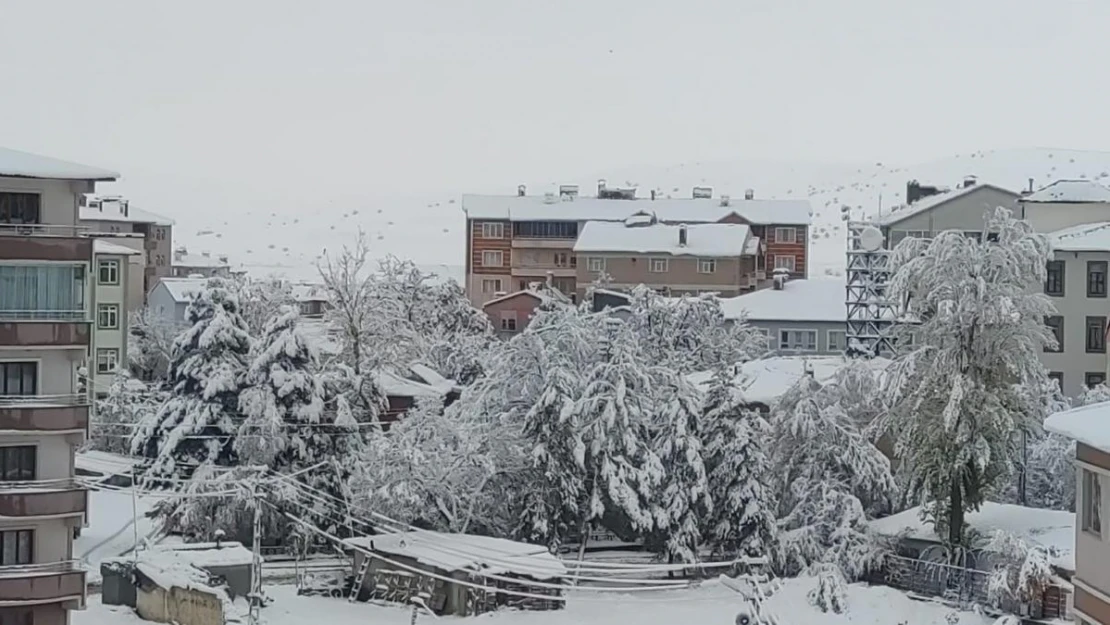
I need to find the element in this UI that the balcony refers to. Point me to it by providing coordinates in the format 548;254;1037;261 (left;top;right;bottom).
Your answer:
0;224;91;262
0;479;87;518
0;322;90;348
0;561;85;607
0;395;89;432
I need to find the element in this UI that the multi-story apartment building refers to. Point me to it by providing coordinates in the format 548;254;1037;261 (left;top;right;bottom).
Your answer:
461;184;811;307
719;278;847;355
171;246;231;279
91;240;140;397
876;178;1021;243
572;219;762;298
1045;403;1110;624
0;146;116;624
1020;179;1110;233
80;195;174;302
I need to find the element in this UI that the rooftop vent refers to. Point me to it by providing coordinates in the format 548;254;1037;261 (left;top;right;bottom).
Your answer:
692;186;713;199
678;224;688;247
744;189;755;200
218;255;229;264
543;192;557;204
961;175;978;189
517;184;526;197
599;186;637;200
559;184;579;198
720;194;731;207
598;179;607;196
772;267;790;290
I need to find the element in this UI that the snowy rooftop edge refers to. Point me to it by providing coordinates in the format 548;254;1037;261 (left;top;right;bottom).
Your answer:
1045;400;1110;453
573;221;754;257
719;279;846;322
1023;179;1110;203
876;183;1019;226
1048;222;1110;252
0;146;118;181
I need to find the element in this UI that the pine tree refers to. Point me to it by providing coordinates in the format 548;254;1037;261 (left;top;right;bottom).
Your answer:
881;207;1055;547
702;368;777;558
91;372;157;455
130;278;252;483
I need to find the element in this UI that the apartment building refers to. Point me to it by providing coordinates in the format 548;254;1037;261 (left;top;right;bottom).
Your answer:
80;195;174;302
171;246;231;279
719;278;847;354
92;241;141;397
1020;179;1110;233
461;183;811;307
573;219;762;298
876;178;1021;242
1045;403;1110;624
0;146;115;624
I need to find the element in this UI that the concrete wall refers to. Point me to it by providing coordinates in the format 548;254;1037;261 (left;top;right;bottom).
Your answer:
886;186;1020;237
1075;445;1110;600
1020;200;1110;234
575;254;754;298
0;177;90;227
1042;249;1110;397
0;351;80;395
92;251;131;393
137;584;225;625
0;433;74;480
749;319;846;355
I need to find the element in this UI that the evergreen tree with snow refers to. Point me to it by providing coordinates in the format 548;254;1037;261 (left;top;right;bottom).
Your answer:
130;277;252;483
648;370;711;564
91;372;158;455
880;208;1056;547
702;368;777;558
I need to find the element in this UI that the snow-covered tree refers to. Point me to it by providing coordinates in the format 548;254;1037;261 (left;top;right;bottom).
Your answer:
234;276;295;336
318;361;387;428
317;231;378;375
702;368;777;558
649;370;711;564
985;531;1056;611
128;307;184;382
807;562;849;614
130;277;252;483
1078;383;1110;406
880;208;1056;546
90;372;159;455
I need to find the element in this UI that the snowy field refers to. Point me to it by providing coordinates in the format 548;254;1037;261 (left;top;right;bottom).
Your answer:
75;489;158;583
77;579;994;625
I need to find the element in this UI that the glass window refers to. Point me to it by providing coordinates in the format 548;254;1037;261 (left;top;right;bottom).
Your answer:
480;251;503;267
649;258;668;273
779;329;817;351
1045;260;1065;296
500;312;517;331
1048;371;1063;392
827;330;846;351
0;529;33;565
480;222;504;239
96;348;120;374
0;265;85;319
965;231;982;243
0;192;41;225
1045;316;1064;352
1083;469;1103;537
0;447;35;482
1087;316;1106;354
481;279;502;294
774;255;796;272
587;257;605;272
98;259;120;285
1087;372;1106;388
1089;261;1108;298
0;363;36;396
698;259;717;274
97;304;119;329
774;227;797;244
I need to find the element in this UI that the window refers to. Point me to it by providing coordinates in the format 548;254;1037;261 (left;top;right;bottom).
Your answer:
1089;261;1108;298
155;254;166;267
986;232;1000;243
1045;316;1064;352
774;255;797;272
96;348;120;374
0;265;85;319
649;258;669;273
0;363;36;396
512;221;579;239
0;607;32;625
1083;469;1103;537
698;259;717;274
0;192;41;225
1087;372;1107;388
98;259;120;285
1048;371;1063;392
97;304;119;329
1088;316;1107;353
500;312;517;332
0;447;34;482
554;253;571;267
1045;260;1065;296
587;257;606;272
773;227;797;244
481;251;503;267
827;330;846;351
779;329;817;351
0;530;33;566
480;222;504;239
481;278;502;294
965;231;982;243
155;227;166;241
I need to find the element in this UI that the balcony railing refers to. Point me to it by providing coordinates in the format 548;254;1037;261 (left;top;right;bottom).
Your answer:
0;560;84;580
0;395;89;432
0;560;85;606
0;394;88;408
0;223;87;238
0;310;87;322
0;478;85;492
0;479;87;517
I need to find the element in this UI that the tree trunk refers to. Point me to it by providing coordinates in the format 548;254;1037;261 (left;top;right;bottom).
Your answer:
947;476;964;547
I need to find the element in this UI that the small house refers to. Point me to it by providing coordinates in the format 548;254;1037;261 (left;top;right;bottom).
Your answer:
103;541;257;610
719;279;847;354
133;557;244;625
343;530;565;616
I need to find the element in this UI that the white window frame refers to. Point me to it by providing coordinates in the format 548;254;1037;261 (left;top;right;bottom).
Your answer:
96;348;119;374
481;222;504;239
1083;468;1103;538
698;259;717;274
98;259;120;285
97;303;119;330
773;255;797;272
774;227;797;244
500;311;517;331
649;258;669;273
779;329;818;352
827;329;846;351
481;250;503;268
481;278;503;294
587;257;606;272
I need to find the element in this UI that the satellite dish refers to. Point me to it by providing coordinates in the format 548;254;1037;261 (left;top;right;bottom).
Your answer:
860;226;885;252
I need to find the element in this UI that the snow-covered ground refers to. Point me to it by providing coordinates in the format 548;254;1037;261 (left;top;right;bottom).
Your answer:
77;579;995;625
75;489;158;583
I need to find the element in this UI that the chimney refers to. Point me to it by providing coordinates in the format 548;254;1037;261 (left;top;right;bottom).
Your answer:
121;199;129;217
961;175;978;189
720;194;730;207
598;179;607;196
772;267;789;290
906;180;943;204
559;184;578;198
517;184;526;197
218;255;228;264
650;190;656;200
692;186;713;199
744;189;754;200
174;246;187;261
678;224;688;247
1028;178;1035;194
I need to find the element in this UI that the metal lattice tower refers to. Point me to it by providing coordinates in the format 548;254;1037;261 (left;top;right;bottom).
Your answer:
845;221;897;358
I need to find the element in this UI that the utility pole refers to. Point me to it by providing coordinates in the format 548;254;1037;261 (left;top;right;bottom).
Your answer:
131;462;140;562
248;484;264;625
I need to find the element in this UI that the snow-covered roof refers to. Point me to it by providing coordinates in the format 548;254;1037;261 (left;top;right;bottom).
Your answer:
93;239;142;256
688;355;889;405
877;183;1019;226
870;501;1075;572
1048;222;1110;252
462;194;811;226
175;253;229;269
0;146;118;181
1045;400;1110;453
481;285;572;309
1023;179;1110;203
157;277;207;302
719;279;845;322
145;542;256;569
344;530;567;580
291;283;328;302
377;370;446;399
407;364;458;394
573;222;755;257
75;450;134;477
80;199;174;226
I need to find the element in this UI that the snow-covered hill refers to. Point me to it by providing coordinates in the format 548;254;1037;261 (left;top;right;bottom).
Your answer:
121;147;1110;284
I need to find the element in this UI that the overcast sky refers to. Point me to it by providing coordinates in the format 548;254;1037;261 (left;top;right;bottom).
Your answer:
1;0;1107;258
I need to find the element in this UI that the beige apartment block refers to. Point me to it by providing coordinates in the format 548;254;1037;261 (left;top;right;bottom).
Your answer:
80;195;174;302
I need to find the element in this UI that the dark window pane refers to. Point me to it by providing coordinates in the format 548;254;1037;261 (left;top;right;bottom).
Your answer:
15;531;31;564
1045;261;1065;296
1090;261;1108;298
1088;316;1107;353
0;193;41;225
1087;372;1106;388
1045;316;1064;352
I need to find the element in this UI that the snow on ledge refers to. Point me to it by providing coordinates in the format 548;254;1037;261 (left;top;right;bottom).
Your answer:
1045;400;1110;453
